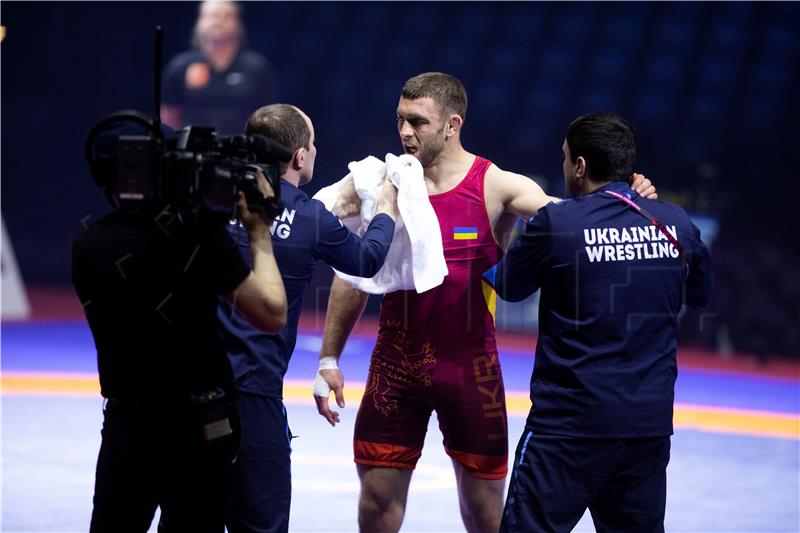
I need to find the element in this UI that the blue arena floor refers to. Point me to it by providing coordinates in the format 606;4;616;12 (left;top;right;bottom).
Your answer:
2;321;799;532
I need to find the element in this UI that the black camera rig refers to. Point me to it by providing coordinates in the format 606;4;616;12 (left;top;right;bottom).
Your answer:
84;27;291;225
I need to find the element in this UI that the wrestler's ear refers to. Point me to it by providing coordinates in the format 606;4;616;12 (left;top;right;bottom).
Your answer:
446;114;463;138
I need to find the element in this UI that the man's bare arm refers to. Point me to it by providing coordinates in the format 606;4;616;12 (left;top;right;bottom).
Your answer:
229;241;287;334
485;165;657;251
314;276;369;426
483;166;558;251
489;166;657;221
322;276;369;356
495;168;558;220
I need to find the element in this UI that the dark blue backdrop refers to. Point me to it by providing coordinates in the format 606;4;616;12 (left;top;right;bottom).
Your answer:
2;1;798;354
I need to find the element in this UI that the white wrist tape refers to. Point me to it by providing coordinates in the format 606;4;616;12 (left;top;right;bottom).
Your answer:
313;356;339;397
318;356;339;371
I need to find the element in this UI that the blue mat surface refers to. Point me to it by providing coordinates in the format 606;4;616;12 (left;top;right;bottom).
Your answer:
2;321;799;532
4;322;798;413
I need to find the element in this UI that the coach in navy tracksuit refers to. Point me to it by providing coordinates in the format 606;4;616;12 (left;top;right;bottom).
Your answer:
492;113;712;533
219;104;398;533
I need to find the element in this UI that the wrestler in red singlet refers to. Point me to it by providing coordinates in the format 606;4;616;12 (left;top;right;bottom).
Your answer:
353;156;508;479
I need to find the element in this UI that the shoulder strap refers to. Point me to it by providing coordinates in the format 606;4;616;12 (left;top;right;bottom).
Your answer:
605;190;688;279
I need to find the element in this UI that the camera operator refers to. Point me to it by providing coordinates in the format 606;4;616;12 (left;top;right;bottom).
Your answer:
73;121;287;533
219;104;398;533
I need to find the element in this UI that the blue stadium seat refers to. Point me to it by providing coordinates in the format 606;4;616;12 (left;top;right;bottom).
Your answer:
524;84;562;120
606;1;651;18
645;52;684;86
555;1;601;28
771;1;800;21
437;42;480;78
677;133;710;161
503;6;545;45
602;14;646;45
514;124;550;155
385;41;428;71
337;36;376;71
708;19;749;52
764;24;799;54
633;90;674;121
450;5;494;39
698;55;738;88
580;87;621;114
321;73;359;104
540;48;575;80
487;44;526;78
591;48;629;80
291;33;325;60
303;2;348;32
690;92;726;123
753;59;793;90
352;3;394;32
472;83;514;118
657;17;697;48
743;92;781;125
716;1;756;20
553;9;593;46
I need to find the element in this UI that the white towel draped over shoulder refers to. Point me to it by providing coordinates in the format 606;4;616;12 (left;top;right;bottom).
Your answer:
312;154;447;294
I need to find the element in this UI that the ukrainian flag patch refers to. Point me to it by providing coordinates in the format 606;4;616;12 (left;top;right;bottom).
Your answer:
453;226;478;240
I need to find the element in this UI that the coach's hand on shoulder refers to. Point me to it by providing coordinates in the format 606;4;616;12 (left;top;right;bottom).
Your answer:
631;173;658;199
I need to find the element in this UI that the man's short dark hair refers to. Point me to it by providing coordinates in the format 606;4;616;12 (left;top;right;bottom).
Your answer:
401;72;468;121
245;104;310;174
566;112;636;183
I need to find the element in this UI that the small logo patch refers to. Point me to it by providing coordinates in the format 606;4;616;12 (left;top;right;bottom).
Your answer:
185;62;211;89
453;226;478;240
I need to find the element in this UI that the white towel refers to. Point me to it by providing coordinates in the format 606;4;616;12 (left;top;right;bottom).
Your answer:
313;154;448;294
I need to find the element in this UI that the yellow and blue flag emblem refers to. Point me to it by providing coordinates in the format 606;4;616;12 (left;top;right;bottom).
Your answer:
453;226;478;240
